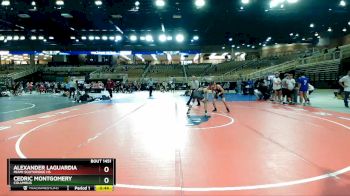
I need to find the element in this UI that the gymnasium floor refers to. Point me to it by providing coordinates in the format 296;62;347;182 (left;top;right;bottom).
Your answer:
1;91;350;195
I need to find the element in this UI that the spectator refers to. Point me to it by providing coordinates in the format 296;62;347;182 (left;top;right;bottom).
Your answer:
297;73;310;105
272;73;282;103
106;79;115;98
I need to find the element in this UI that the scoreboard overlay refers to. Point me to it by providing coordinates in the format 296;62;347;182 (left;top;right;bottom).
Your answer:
7;158;116;191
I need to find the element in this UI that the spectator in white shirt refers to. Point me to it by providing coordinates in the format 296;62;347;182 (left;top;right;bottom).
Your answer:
272;72;282;103
286;74;296;104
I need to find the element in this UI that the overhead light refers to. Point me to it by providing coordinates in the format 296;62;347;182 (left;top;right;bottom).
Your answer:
31;1;36;6
327;27;332;32
155;0;165;7
287;0;298;3
20;36;25;40
175;34;184;43
270;0;280;8
13;35;19;40
0;36;4;41
30;35;37;40
310;23;315;28
38;36;44;40
161;24;165;32
94;36;100;40
61;13;73;18
95;0;102;6
6;36;12;41
130;35;137;41
109;36;115;40
173;14;182;19
231;45;235;48
159;34;167;42
81;36;86;40
56;0;64;6
340;0;346;7
348;21;350;25
102;35;108;40
167;36;173;41
43;39;47;42
115;35;122;41
145;34;153;42
135;1;140;6
195;0;205;7
193;35;199;41
222;46;225;50
241;0;249;4
343;28;347;32
302;37;306;41
1;0;10;6
140;36;145;41
240;6;244;10
70;36;76;40
289;33;293;36
314;32;319;36
18;14;31;18
229;38;233;41
88;36;94;40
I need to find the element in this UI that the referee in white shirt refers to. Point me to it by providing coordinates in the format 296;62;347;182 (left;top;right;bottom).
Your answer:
187;76;201;106
148;78;154;97
339;70;350;108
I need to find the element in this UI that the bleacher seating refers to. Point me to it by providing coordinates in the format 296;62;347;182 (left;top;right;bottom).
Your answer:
113;65;146;78
296;60;339;81
186;63;211;76
147;64;184;77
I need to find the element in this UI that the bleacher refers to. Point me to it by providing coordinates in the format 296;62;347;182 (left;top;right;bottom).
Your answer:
0;65;41;80
185;63;211;76
0;64;29;74
147;64;184;78
113;65;146;78
42;65;101;74
240;45;349;81
296;60;339;81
